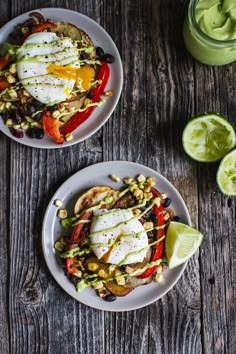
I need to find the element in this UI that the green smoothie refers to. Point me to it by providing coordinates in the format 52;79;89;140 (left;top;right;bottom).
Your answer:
183;0;236;65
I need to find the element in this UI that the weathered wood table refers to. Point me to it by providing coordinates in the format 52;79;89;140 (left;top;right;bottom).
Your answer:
0;1;235;353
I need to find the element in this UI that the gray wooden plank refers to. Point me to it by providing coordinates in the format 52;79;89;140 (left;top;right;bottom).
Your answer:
194;62;236;354
8;1;105;353
103;1;201;354
0;4;11;354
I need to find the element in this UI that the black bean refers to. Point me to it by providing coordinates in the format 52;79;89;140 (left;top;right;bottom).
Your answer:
35;128;44;139
173;216;181;222
96;46;104;58
27;104;37;115
32;99;45;108
14;111;22;124
103;53;115;63
67;274;80;286
26;128;36;139
150;213;158;225
1;112;9;122
87;91;95;99
47;104;58;111
10;128;24;139
33;111;43;121
104;294;116;302
162;198;172;208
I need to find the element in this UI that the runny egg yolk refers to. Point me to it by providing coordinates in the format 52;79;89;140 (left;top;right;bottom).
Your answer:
46;64;95;91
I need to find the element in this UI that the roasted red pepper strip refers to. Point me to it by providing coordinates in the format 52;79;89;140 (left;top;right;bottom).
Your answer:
66;211;93;274
42;112;64;144
0;56;11;70
0;79;11;91
32;21;57;33
60;61;110;135
138;194;165;279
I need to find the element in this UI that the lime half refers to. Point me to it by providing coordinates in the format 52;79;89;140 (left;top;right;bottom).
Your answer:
165;222;203;269
217;149;236;196
182;113;236;162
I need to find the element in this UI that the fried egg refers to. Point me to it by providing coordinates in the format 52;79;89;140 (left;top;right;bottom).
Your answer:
90;209;149;265
17;32;93;105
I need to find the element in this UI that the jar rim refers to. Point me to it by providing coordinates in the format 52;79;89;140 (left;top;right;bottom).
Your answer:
189;0;236;46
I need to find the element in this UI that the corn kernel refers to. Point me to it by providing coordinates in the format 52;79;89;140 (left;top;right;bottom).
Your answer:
155;274;163;282
9;64;16;74
146;177;155;186
52;110;60;118
143;185;151;193
143;221;153;230
84;98;92;106
133;189;142;198
58;103;66;112
20;97;28;104
0;102;5;111
130;183;138;192
5;102;12;110
104;90;113;97
21;26;29;34
54;241;64;252
156;265;163;274
111;174;120;182
93;281;104;290
133;208;141;215
114;269;122;276
74;269;82;278
123;177;133;185
98;269;107;278
8;89;18;99
54;199;63;207
23;89;30;97
6;74;16;84
5;119;13;127
116;275;126;286
144;192;153;200
109;265;116;273
88;262;99;271
57;209;68;219
21;122;29;129
137;174;146;183
65;133;73;142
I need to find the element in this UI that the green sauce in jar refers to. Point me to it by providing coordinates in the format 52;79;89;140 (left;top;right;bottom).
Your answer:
183;0;236;65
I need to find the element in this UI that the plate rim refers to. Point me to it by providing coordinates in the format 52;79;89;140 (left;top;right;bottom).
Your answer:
42;160;191;312
0;8;123;149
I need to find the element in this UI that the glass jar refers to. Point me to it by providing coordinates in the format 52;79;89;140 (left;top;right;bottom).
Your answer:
183;0;236;65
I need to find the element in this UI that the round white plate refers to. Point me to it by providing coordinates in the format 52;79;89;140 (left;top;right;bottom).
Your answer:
42;161;191;311
0;8;123;148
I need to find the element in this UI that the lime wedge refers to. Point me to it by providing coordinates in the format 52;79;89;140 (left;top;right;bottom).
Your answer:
182;113;236;162
165;222;203;269
217;149;236;196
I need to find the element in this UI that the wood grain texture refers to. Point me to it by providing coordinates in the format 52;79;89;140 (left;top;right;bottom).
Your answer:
0;0;235;353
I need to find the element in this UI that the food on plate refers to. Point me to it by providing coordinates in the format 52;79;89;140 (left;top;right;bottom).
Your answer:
54;174;203;302
216;149;236;196
182;113;236;162
0;12;114;143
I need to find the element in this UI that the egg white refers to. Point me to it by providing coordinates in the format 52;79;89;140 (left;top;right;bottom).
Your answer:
90;209;149;265
17;32;79;104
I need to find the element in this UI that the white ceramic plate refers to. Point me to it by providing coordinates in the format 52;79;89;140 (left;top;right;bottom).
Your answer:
0;8;123;148
42;161;191;311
